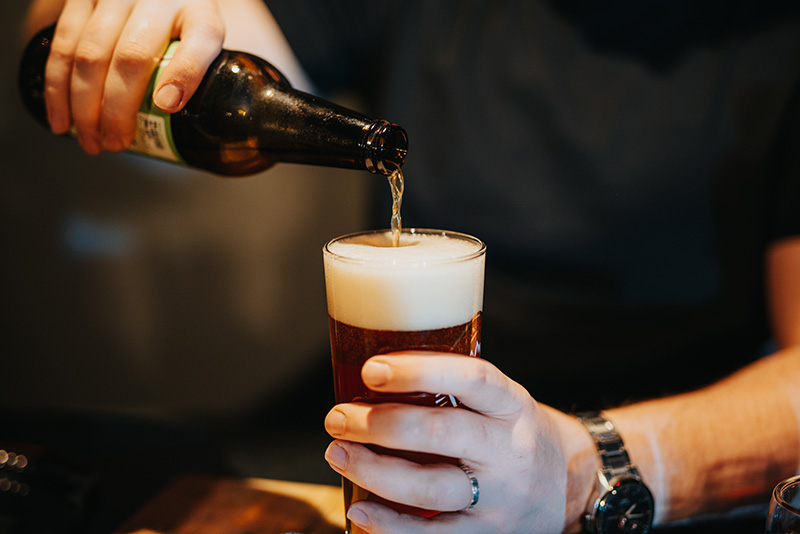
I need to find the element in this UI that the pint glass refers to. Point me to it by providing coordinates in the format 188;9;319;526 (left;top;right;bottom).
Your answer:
323;228;485;534
767;475;800;533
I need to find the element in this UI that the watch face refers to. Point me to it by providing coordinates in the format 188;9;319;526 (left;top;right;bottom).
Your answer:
595;478;655;534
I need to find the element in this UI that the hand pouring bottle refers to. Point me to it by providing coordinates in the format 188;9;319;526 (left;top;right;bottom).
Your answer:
19;25;408;177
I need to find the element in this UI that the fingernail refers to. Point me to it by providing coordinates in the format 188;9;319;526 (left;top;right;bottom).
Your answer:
362;360;391;387
347;505;370;528
325;409;346;436
325;442;348;470
154;83;183;111
102;133;124;152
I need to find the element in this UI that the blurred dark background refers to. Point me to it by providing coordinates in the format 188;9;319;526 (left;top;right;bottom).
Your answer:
1;3;367;531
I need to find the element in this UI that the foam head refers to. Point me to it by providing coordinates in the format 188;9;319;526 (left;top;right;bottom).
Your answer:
323;229;485;331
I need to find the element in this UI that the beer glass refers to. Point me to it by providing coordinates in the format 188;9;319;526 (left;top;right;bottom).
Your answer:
323;228;485;534
767;475;800;533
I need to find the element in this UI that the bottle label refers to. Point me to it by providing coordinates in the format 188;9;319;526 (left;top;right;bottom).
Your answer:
129;41;185;164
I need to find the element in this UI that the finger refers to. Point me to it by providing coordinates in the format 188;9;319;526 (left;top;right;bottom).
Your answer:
346;500;474;534
152;1;225;112
324;441;475;512
45;0;96;135
100;0;225;148
361;353;529;417
69;0;135;153
325;402;499;461
98;0;177;150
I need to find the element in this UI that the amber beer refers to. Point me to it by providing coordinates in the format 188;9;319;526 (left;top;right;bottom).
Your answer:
323;228;485;533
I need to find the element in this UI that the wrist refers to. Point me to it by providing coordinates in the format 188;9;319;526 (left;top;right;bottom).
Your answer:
576;411;656;533
541;406;598;533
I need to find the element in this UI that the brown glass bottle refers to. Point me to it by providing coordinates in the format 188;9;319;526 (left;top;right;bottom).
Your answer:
19;25;407;176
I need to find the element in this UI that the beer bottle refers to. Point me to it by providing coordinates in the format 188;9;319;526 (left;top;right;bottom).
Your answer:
18;25;407;176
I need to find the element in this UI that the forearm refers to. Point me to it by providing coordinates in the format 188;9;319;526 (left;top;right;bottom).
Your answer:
608;344;800;524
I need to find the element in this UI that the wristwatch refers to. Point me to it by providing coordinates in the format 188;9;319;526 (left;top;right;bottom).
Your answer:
577;412;654;534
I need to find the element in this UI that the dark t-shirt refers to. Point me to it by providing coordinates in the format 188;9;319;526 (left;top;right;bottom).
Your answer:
267;1;800;410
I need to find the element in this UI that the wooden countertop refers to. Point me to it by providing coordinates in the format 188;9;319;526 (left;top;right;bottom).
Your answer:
114;474;345;534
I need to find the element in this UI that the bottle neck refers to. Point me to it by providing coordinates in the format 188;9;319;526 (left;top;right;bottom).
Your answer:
362;120;408;175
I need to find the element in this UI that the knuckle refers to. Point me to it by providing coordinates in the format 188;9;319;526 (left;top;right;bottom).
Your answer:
49;40;76;64
162;55;201;85
73;40;108;68
466;359;491;387
190;13;226;44
474;417;491;444
48;21;82;61
113;40;156;71
425;410;454;443
44;83;64;101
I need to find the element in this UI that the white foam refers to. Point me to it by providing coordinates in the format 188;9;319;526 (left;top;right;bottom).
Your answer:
323;230;485;331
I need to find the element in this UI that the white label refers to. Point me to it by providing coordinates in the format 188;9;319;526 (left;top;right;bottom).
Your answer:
130;112;180;162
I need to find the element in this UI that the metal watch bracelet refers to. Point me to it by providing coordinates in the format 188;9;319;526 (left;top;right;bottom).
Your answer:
577;411;655;534
577;411;641;480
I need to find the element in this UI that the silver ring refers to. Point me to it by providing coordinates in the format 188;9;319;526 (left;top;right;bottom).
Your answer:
459;464;480;510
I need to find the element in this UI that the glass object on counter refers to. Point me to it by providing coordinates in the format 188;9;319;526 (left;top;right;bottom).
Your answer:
767;475;800;533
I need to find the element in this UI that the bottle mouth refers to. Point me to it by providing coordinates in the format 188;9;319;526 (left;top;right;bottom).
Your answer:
363;120;408;175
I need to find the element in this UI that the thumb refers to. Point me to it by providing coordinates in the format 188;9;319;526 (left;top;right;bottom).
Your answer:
154;6;225;112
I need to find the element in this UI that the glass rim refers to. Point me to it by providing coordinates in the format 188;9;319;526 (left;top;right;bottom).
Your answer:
323;228;486;264
773;475;800;515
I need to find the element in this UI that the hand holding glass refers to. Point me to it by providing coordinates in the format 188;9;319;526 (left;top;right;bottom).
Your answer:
323;229;485;534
